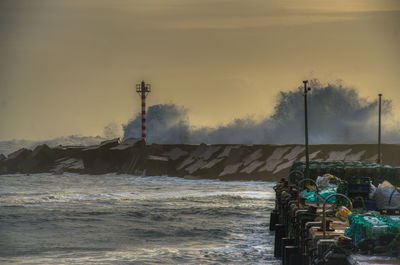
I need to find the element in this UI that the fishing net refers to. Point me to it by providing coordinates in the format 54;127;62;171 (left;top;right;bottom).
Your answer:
345;212;400;256
301;187;337;203
290;161;400;185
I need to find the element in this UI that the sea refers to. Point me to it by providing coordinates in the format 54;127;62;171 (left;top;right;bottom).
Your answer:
0;173;278;264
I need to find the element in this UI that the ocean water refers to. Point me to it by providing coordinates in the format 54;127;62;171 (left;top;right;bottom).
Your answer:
0;173;278;264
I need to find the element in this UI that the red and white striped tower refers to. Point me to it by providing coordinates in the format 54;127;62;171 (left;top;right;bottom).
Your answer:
136;80;151;140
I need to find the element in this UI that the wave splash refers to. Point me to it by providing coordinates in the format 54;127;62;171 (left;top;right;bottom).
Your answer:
123;80;397;144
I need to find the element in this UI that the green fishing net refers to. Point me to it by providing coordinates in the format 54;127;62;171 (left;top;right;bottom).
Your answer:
290;161;400;185
301;187;337;203
345;212;400;254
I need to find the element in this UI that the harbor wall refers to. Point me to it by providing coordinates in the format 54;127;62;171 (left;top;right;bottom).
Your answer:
1;139;400;181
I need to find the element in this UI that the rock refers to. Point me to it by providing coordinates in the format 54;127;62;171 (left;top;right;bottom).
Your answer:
52;157;84;173
3;145;57;173
3;148;33;173
115;139;146;174
1;141;400;184
52;145;85;160
83;138;121;151
0;154;6;174
7;148;32;160
82;138;122;174
145;155;170;176
32;144;52;159
28;144;57;172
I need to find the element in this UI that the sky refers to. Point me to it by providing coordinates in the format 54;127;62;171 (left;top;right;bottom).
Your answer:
0;0;399;141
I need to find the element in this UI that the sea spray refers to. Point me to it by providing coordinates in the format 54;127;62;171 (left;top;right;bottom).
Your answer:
123;80;395;144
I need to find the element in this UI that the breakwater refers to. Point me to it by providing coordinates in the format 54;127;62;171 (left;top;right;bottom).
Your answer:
1;138;400;181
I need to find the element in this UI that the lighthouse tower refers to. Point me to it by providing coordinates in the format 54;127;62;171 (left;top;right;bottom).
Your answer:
136;80;151;140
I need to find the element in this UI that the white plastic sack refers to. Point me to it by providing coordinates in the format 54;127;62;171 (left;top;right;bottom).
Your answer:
316;174;337;190
369;183;376;199
375;181;400;209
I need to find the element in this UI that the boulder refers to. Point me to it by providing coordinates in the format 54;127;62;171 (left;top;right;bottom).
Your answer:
51;157;84;174
28;144;57;172
0;154;6;174
113;138;146;174
7;148;32;160
145;155;170;176
3;148;33;173
81;138;121;174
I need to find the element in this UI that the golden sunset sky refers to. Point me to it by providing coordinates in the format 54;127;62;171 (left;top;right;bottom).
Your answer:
0;0;399;140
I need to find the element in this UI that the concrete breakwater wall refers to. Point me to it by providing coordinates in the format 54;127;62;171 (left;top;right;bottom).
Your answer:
0;138;399;181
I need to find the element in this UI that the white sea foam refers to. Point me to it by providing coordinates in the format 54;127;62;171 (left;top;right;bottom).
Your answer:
0;173;277;264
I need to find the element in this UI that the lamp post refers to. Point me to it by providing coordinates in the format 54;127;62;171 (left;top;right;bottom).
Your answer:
378;93;382;164
303;80;311;179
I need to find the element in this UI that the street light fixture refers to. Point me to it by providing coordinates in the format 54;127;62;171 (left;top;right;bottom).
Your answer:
303;80;311;179
378;94;382;164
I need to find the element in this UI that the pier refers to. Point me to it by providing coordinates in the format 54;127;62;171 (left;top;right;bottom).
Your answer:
270;161;400;265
